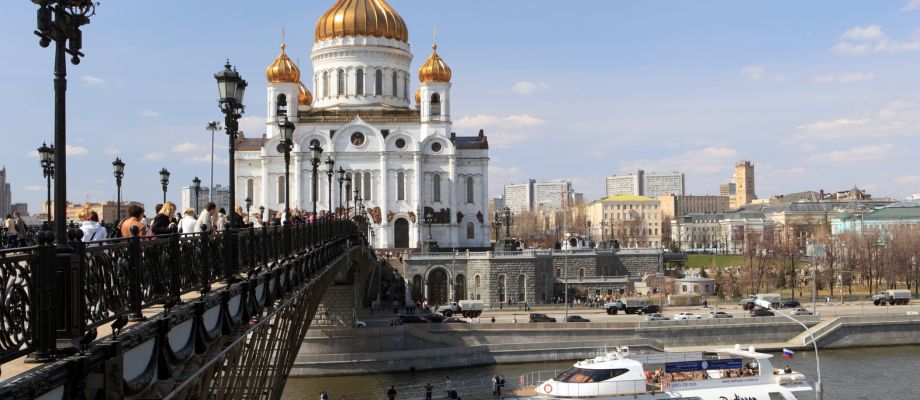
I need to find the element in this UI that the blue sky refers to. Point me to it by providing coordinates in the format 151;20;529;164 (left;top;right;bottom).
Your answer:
2;0;920;213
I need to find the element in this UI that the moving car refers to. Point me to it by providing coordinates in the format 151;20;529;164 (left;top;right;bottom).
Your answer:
529;313;557;323
391;315;428;326
749;307;775;317
709;311;733;319
442;317;469;323
673;312;702;320
781;300;801;309
565;315;591;323
645;313;670;321
792;308;813;316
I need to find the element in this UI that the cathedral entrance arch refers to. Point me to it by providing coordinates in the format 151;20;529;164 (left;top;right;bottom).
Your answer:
394;218;410;248
427;268;449;305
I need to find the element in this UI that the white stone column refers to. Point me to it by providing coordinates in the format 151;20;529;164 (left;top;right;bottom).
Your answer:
414;153;422;248
379;155;389;247
448;156;458;247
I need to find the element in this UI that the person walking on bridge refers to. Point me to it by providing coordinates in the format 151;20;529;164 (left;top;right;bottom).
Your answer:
386;385;396;400
424;383;433;400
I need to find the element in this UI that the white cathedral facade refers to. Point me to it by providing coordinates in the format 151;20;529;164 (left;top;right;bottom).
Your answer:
235;0;491;249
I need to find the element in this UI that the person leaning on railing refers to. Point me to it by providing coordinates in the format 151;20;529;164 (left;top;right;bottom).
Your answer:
195;202;218;234
150;202;178;236
120;204;148;238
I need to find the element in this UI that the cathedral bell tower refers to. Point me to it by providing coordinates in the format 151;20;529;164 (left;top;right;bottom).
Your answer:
265;35;311;138
418;44;452;140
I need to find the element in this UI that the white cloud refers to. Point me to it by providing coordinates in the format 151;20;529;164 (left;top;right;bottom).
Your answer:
810;143;898;164
141;152;165;161
185;153;228;165
790;95;920;141
171;142;202;153
102;147;120;156
24;185;42;192
620;146;740;175
833;25;920;55
140;110;161;117
510;81;551;95
66;145;89;155
741;65;784;81
455;114;546;149
901;0;920;12
81;75;104;85
813;72;874;83
237;116;265;137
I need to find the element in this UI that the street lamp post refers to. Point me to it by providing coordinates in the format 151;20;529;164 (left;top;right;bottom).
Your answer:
325;156;335;213
112;157;125;224
159;168;170;204
258;205;265;224
215;60;248;282
38;143;55;226
206;121;221;203
278;117;295;221
192;176;201;213
344;174;352;216
309;143;323;216
336;167;346;213
244;197;252;223
33;0;96;244
755;299;823;400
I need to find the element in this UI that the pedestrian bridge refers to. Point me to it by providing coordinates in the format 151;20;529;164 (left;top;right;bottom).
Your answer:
0;220;375;399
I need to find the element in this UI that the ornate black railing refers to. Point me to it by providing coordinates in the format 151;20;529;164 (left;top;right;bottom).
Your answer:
0;219;359;365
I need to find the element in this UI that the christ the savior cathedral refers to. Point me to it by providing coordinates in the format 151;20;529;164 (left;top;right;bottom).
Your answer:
235;0;491;249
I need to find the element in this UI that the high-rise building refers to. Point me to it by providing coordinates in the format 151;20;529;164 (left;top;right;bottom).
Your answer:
181;185;230;215
10;203;28;216
606;170;685;198
534;180;574;211
0;167;11;216
644;171;685;198
503;180;535;214
606;170;643;197
734;161;756;207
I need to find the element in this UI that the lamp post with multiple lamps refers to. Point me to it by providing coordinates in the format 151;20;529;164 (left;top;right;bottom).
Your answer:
277;117;295;221
214;60;247;282
495;206;515;251
112;158;125;224
258;206;265;224
206;121;221;203
192;176;201;213
159;168;170;204
309;144;324;216
32;0;96;244
38;143;55;226
336;167;346;213
325;156;335;214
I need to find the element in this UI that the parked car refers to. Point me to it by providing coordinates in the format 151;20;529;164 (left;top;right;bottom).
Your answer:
391;315;429;326
529;313;557;323
709;311;733;319
566;315;591;323
749;307;775;317
674;312;702;320
354;320;367;328
645;313;670;321
792;308;813;316
781;300;801;309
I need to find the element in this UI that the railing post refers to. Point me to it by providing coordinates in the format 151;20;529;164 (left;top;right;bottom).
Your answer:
168;234;181;302
58;227;86;343
28;231;57;362
128;227;145;321
198;228;211;296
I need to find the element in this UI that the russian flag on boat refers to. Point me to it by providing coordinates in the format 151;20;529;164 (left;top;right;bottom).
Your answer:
782;348;794;359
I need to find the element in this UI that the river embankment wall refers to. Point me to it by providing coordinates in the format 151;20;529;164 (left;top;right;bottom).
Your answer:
292;314;920;376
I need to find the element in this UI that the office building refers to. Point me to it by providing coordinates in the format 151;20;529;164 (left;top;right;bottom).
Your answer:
503;180;535;214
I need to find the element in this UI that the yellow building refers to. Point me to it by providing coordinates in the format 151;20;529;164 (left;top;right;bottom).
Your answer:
585;194;662;248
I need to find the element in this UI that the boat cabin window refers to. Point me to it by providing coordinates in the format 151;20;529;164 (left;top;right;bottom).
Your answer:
555;368;630;383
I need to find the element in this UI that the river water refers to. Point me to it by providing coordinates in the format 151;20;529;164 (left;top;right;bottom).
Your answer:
282;346;919;400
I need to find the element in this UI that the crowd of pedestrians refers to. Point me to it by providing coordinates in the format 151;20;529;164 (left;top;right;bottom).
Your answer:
2;212;27;248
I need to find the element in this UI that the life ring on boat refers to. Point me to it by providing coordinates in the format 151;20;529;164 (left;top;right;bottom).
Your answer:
543;384;553;393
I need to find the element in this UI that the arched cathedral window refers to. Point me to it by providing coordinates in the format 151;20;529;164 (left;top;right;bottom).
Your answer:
375;70;383;95
276;94;287;116
391;71;398;97
433;173;441;203
467;222;475;239
397;171;405;201
277;176;286;204
466;176;474;204
431;93;441;116
364;173;372;202
322;71;329;97
337;69;345;96
356;69;364;96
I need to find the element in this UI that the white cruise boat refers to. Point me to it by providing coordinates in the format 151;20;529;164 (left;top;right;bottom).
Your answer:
532;346;813;400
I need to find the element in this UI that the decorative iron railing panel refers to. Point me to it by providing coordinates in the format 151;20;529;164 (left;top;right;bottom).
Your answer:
0;248;36;363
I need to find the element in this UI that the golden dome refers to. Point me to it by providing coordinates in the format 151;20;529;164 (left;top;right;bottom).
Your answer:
314;0;409;43
266;43;301;83
418;44;452;83
299;82;313;106
415;89;421;105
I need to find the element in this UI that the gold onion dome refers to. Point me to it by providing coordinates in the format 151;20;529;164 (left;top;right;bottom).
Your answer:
314;0;409;43
415;89;421;105
299;82;313;105
418;44;451;83
266;43;301;83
